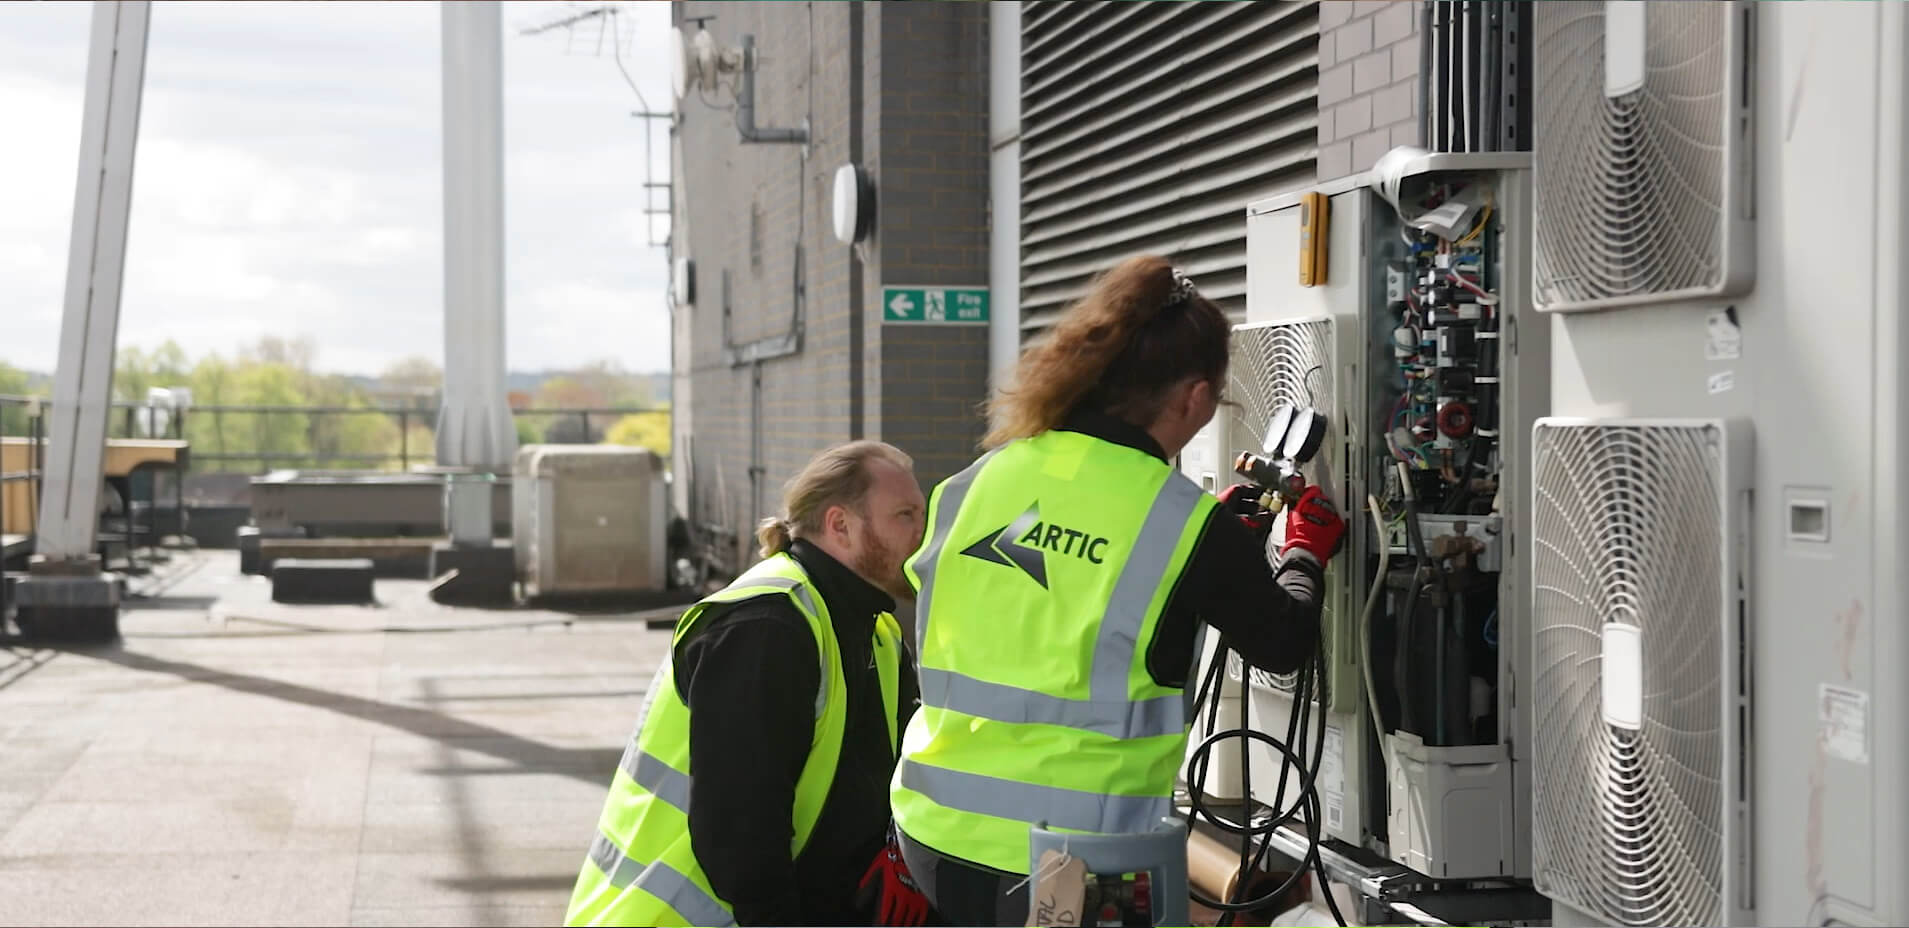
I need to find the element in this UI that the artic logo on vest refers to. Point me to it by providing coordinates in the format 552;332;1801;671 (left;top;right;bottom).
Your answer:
958;503;1109;589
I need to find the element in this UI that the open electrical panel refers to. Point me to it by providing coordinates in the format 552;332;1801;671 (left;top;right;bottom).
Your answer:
1184;151;1547;889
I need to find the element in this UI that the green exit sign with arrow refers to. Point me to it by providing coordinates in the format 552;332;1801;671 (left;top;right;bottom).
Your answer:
882;286;989;325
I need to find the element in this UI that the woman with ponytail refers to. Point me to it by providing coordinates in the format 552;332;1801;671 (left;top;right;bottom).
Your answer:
888;256;1346;925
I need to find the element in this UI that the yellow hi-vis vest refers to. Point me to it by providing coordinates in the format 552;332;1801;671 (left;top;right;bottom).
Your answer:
889;429;1217;874
566;553;904;927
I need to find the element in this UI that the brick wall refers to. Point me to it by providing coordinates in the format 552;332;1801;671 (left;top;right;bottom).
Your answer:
1317;0;1422;180
672;1;990;570
870;1;991;489
672;1;857;569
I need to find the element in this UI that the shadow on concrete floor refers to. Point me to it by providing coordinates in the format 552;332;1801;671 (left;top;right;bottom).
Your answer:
0;645;58;694
64;644;628;787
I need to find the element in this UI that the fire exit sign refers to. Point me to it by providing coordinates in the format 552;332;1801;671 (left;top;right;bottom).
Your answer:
882;286;989;324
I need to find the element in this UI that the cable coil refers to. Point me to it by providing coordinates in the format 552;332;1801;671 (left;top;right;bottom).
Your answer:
1181;606;1349;925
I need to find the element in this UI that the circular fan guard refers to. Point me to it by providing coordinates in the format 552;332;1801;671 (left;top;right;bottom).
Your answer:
1224;320;1335;698
1533;2;1733;307
1530;423;1726;927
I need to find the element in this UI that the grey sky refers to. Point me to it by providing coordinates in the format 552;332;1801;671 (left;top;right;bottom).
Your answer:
0;0;673;376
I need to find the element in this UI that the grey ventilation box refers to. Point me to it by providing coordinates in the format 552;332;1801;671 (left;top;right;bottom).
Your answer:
1532;2;1757;312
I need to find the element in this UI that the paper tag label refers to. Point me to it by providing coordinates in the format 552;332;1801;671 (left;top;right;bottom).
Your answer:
1321;724;1345;832
1416;199;1478;238
1707;370;1736;394
1705;308;1743;360
1820;684;1870;764
1027;850;1087;927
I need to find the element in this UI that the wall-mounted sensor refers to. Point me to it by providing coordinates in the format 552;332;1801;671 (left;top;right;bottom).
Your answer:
831;163;875;245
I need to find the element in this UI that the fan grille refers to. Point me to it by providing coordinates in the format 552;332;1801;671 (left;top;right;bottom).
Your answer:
1530;423;1727;927
1225;320;1334;699
1533;2;1740;308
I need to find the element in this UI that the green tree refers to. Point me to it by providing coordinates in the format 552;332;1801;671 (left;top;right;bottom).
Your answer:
303;374;396;469
533;375;605;410
531;360;654;410
380;356;442;396
394;419;437;471
115;346;152;403
151;341;190;379
242;335;317;372
183;353;238;469
605;407;671;456
0;361;35;436
226;361;309;473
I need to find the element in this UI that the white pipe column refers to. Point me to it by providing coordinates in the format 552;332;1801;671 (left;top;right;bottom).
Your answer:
437;1;516;475
987;2;1022;390
38;1;151;562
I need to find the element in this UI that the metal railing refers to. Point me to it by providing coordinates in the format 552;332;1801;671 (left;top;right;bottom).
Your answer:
1;396;669;578
1;397;668;475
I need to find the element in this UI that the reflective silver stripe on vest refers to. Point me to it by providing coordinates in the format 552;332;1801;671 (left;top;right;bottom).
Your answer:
727;574;799;596
1091;474;1205;703
717;573;817;619
912;450;997;654
618;745;692;814
589;829;645;887
918;667;1184;740
790;582;821;623
588;832;737;928
899;759;1173;837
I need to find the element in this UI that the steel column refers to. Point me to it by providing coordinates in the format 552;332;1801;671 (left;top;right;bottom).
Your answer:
38;1;151;562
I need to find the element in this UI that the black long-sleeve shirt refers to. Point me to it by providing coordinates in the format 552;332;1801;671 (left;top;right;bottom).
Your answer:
675;539;918;927
1051;410;1324;686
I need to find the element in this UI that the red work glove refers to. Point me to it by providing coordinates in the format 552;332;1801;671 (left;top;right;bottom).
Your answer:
858;833;931;927
1280;485;1345;562
1217;483;1276;541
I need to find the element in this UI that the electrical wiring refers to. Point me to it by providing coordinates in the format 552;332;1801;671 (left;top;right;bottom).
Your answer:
1387;391;1416;464
1448;270;1499;304
1359;495;1396;779
1455;196;1493;246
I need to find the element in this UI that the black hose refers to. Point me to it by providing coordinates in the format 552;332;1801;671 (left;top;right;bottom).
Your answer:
1183;633;1347;925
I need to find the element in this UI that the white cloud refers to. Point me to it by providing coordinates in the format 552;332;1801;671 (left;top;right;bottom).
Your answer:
0;0;673;377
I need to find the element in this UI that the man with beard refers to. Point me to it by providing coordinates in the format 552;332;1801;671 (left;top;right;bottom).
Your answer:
568;441;931;928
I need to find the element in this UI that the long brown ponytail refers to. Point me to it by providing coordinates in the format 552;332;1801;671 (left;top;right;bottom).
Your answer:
984;255;1230;448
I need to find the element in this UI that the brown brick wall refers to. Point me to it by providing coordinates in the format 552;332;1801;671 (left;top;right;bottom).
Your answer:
1318;0;1423;180
869;0;991;490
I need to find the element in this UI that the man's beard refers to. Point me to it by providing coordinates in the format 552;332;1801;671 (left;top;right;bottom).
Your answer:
853;534;910;602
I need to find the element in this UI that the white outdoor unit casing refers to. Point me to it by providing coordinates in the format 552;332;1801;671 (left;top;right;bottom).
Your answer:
513;445;668;598
1533;4;1909;925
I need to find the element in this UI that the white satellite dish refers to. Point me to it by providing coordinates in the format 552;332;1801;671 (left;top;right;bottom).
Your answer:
670;26;694;100
831;163;873;245
672;26;738;104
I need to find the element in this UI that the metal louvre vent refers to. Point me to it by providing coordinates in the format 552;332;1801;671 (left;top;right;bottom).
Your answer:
1530;420;1750;927
1225;319;1335;700
1531;2;1755;311
1018;1;1321;339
